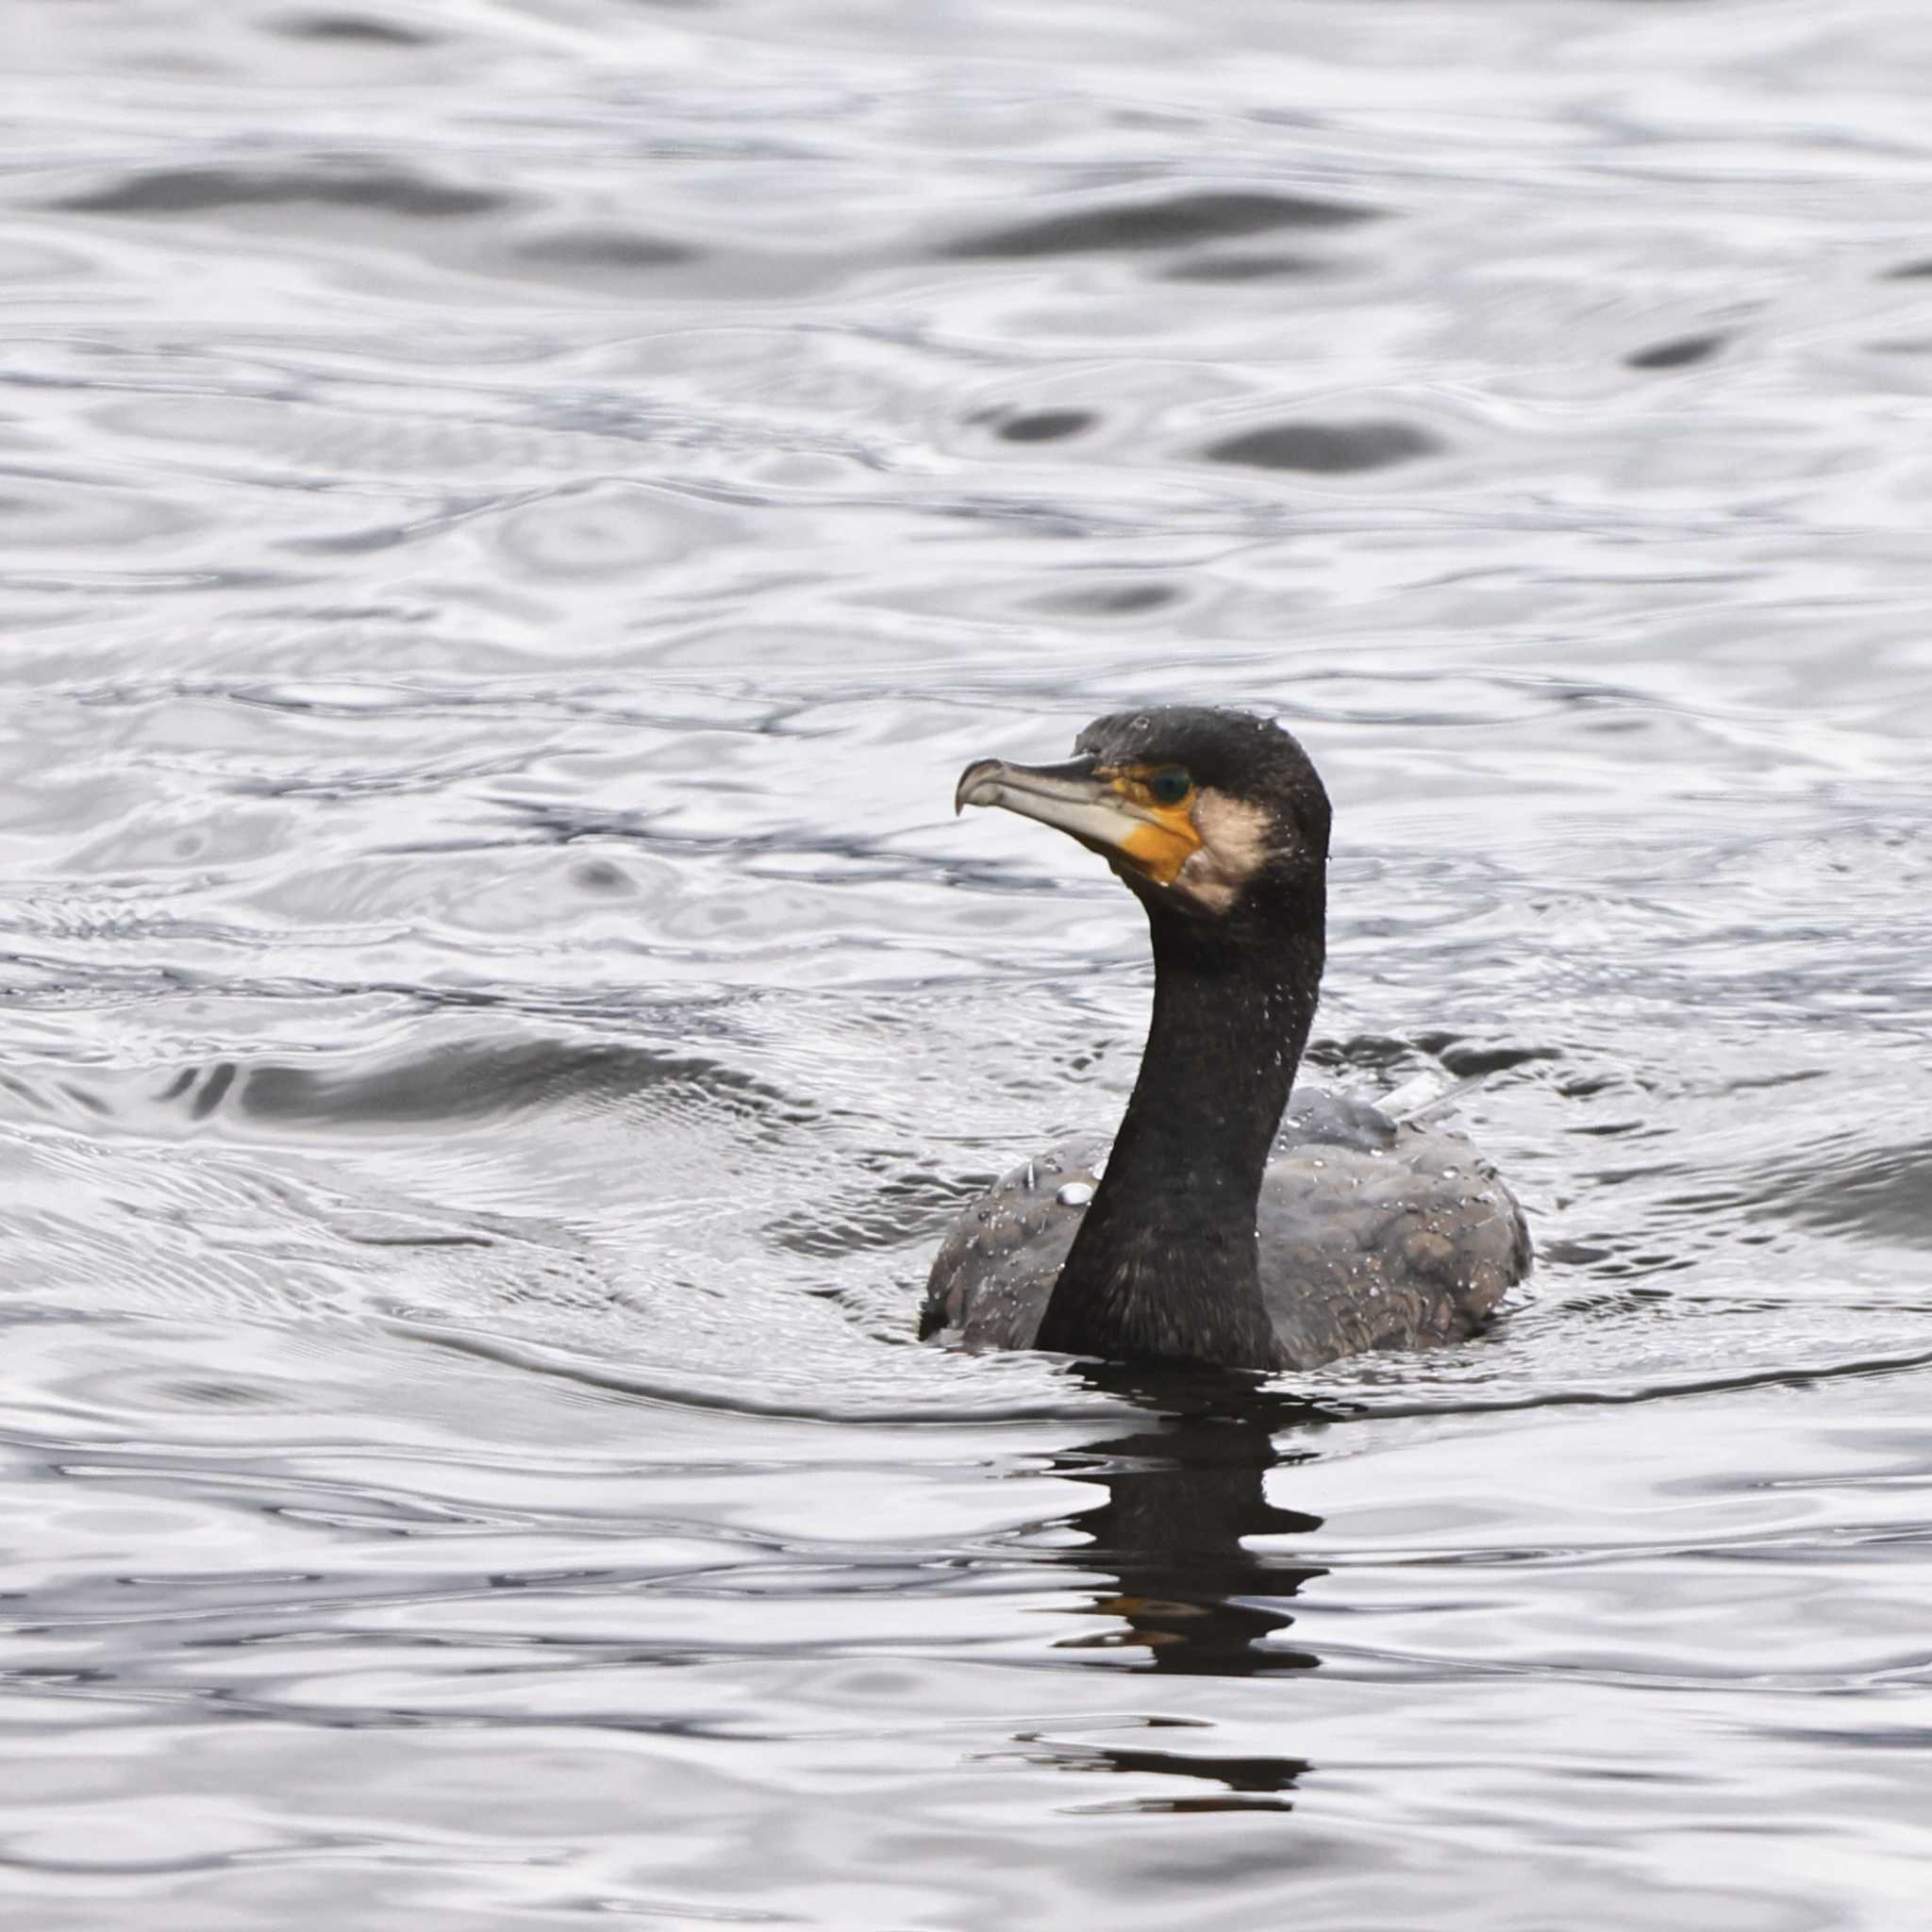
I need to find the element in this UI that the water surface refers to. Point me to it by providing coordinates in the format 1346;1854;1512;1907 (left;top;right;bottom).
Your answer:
4;2;1932;1925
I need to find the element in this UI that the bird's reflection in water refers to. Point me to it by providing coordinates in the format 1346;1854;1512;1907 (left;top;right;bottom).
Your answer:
1019;1363;1337;1809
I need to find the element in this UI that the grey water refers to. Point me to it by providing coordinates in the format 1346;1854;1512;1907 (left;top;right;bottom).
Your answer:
4;1;1931;1924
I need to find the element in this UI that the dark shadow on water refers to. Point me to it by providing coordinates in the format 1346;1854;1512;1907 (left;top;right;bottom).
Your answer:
52;165;508;221
1002;1727;1309;1814
1028;579;1181;618
1748;1134;1932;1250
145;1038;812;1132
1020;1362;1330;1807
270;12;438;44
941;189;1378;260
512;227;700;273
1625;331;1727;371
1046;1362;1331;1678
1203;419;1441;475
994;408;1097;443
1158;250;1336;283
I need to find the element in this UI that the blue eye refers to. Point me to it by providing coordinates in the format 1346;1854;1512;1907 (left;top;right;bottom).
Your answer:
1148;767;1192;808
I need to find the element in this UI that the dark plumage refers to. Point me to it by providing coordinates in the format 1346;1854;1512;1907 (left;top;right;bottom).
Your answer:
921;706;1530;1374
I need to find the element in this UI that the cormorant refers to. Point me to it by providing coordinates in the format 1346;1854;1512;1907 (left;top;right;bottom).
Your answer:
921;706;1530;1373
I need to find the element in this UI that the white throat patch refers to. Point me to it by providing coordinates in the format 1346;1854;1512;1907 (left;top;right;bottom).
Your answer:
1175;790;1277;912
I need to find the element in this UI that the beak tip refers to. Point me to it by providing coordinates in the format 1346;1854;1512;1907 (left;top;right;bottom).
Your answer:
954;758;999;817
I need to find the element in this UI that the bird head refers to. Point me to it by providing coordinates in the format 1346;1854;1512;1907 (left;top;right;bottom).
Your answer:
956;707;1330;927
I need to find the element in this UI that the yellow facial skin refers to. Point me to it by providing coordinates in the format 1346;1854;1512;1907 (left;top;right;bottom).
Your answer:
1105;766;1203;886
953;751;1226;898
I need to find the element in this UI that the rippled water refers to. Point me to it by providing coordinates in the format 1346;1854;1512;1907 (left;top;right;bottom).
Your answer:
5;1;1932;1924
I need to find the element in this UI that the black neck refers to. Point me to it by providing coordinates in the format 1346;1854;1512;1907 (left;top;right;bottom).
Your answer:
1038;895;1323;1370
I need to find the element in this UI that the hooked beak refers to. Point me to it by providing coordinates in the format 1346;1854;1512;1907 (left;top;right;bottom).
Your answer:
954;752;1202;886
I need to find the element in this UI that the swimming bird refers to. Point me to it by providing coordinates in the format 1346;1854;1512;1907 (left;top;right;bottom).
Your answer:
921;706;1529;1373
